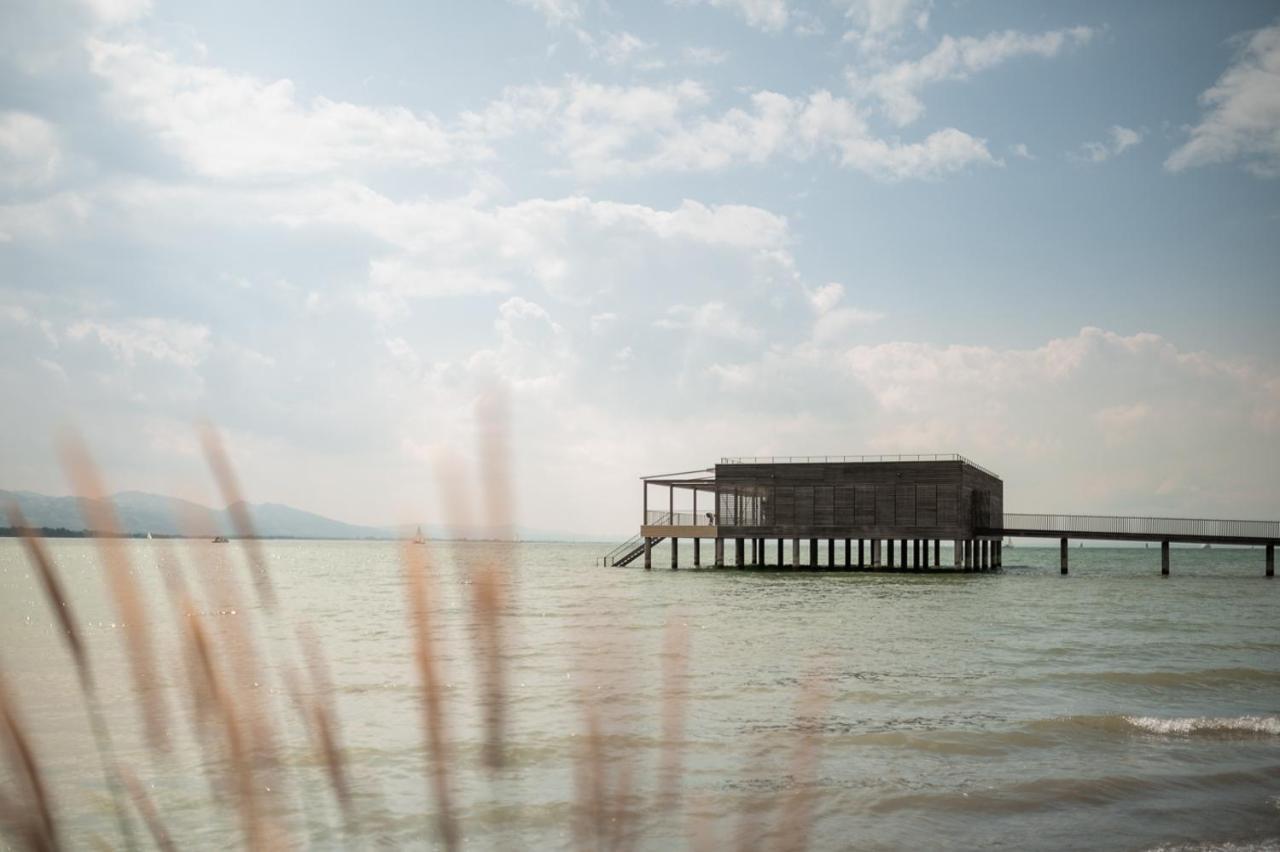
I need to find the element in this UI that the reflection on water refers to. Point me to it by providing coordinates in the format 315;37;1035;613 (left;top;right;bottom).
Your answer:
1;539;1278;850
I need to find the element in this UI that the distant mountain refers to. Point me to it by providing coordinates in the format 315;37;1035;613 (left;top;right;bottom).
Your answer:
0;489;392;540
0;489;621;542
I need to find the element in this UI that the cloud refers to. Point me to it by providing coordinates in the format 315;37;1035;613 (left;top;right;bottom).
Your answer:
509;0;585;26
840;0;932;53
1077;125;1143;162
66;316;211;367
597;31;655;66
87;38;479;179
1165;22;1280;178
849;26;1096;126
486;81;997;179
677;0;791;33
655;301;760;341
0;111;62;188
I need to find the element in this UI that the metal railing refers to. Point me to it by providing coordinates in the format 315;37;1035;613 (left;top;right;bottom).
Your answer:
718;453;999;479
1000;513;1280;540
644;510;713;526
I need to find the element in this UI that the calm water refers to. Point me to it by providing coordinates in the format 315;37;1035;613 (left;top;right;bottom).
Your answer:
1;538;1279;850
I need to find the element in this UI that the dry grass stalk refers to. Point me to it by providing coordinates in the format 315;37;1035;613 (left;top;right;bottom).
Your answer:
199;422;276;611
0;669;59;851
184;601;275;850
119;768;175;852
401;541;459;851
6;505;91;692
297;627;358;835
658;614;690;816
58;431;170;755
772;671;830;852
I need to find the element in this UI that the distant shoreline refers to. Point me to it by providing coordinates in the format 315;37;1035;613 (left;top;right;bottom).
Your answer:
0;526;598;544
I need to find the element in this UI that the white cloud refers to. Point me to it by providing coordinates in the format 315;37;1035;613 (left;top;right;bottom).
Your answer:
840;0;932;53
1166;23;1280;178
0;111;61;188
681;45;730;65
678;0;790;33
1010;142;1034;160
80;0;151;24
87;38;478;179
66;317;211;367
1077;125;1143;162
489;81;997;179
510;0;584;26
850;26;1096;126
597;31;655;66
655;301;760;341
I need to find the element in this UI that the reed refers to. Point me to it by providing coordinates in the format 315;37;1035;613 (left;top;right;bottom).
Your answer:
120;768;175;852
0;669;59;851
58;431;170;755
199;422;276;611
401;540;460;851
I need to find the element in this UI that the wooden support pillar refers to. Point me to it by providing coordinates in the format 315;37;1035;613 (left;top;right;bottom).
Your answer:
777;538;784;569
808;538;818;568
953;540;961;569
922;539;929;569
714;538;724;568
792;538;800;569
671;537;678;570
963;539;973;571
993;540;1000;568
934;539;941;566
858;539;865;569
871;539;881;568
913;539;920;570
1161;540;1170;576
1060;538;1068;575
886;540;894;569
828;538;835;568
694;538;700;566
735;538;744;567
1266;544;1274;577
980;540;988;570
844;538;851;569
750;537;757;565
644;537;652;570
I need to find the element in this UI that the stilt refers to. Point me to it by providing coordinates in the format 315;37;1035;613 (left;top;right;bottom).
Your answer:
964;539;973;571
858;539;865;569
1161;540;1170;576
1060;537;1068;575
922;539;929;569
980;540;988;570
913;539;920;570
828;538;835;568
644;537;652;570
671;537;678;570
777;538;784;569
792;538;800;569
844;538;851;569
809;538;818;568
693;538;700;567
954;540;962;569
934;539;941;566
714;538;724;568
887;539;895;569
871;539;881;568
735;538;744;567
1267;544;1274;578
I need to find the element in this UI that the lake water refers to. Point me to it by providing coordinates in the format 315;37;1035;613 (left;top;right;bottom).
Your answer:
1;538;1278;850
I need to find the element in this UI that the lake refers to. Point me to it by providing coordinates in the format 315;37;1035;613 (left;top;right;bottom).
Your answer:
1;538;1278;850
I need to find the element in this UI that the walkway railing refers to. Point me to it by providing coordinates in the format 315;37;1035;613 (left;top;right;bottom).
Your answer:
1000;513;1280;540
645;510;712;526
718;453;999;479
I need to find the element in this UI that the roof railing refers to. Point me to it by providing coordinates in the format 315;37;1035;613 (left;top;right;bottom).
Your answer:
718;453;1000;479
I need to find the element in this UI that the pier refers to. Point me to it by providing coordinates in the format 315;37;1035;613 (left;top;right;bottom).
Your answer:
597;455;1278;576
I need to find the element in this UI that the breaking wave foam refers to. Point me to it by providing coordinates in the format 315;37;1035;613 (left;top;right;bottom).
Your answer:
1123;715;1280;736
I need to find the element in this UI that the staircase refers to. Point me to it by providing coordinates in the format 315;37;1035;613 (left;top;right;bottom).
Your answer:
598;514;669;566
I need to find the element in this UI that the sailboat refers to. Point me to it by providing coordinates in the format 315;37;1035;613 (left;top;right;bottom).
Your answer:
412;525;427;545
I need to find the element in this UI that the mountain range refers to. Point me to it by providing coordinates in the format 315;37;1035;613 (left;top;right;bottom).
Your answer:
0;489;615;542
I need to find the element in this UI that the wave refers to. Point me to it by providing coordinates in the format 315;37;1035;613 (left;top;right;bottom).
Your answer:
1027;714;1280;738
1143;840;1280;852
1123;715;1280;736
1055;668;1280;689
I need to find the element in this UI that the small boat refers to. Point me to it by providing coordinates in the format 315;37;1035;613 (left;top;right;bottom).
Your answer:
1202;543;1211;550
146;532;153;540
212;536;229;543
412;525;427;545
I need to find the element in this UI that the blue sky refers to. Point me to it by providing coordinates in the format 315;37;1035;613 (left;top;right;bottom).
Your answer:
1;0;1278;535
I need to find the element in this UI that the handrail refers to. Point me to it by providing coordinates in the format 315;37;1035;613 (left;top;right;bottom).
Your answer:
718;453;1000;479
644;510;711;526
597;513;672;566
1000;512;1280;540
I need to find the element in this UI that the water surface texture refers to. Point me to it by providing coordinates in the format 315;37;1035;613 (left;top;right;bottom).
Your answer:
1;539;1278;850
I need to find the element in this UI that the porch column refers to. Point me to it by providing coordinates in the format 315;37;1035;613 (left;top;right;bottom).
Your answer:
1161;540;1170;576
1060;538;1068;575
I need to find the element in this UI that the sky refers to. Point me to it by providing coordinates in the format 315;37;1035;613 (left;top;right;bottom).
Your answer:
1;0;1278;537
